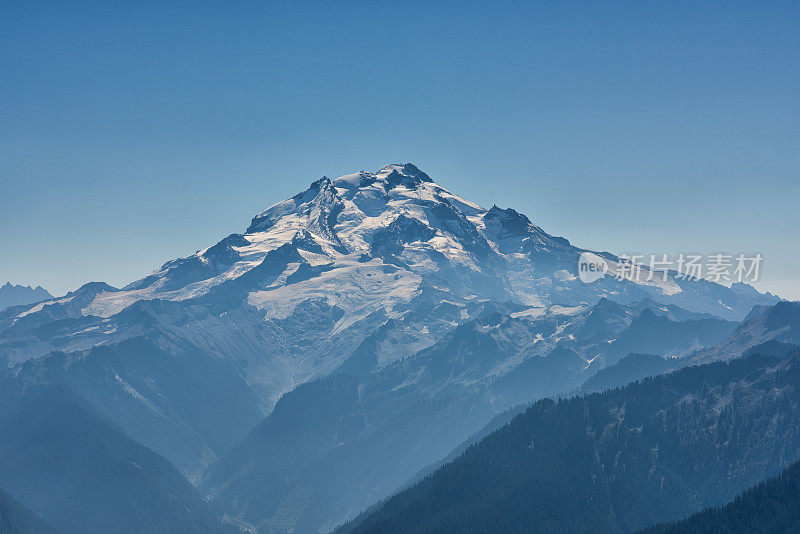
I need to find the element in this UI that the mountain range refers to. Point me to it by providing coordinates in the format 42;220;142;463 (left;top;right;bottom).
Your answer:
0;164;791;532
338;345;800;534
0;283;52;312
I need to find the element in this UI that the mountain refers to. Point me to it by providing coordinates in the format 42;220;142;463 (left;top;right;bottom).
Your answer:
602;308;737;366
579;353;676;394
687;300;800;364
641;459;800;534
3;165;776;364
0;383;230;534
418;344;800;504
201;297;740;533
0;164;782;530
338;348;800;534
2;331;265;475
0;283;52;312
0;488;57;534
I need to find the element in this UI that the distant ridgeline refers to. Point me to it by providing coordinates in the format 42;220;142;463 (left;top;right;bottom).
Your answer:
0;283;52;311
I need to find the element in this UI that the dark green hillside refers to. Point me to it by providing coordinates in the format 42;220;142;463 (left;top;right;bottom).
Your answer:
641;459;800;534
339;350;800;534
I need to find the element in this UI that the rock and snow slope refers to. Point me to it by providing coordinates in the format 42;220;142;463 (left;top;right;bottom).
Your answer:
9;163;776;331
0;164;777;446
0;163;783;531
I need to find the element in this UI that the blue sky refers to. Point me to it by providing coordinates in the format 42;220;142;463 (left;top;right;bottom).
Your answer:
1;1;798;299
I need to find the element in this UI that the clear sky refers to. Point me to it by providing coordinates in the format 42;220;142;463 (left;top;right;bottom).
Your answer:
1;1;798;299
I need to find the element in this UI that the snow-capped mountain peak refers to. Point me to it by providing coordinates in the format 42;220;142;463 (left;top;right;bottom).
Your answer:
11;164;778;327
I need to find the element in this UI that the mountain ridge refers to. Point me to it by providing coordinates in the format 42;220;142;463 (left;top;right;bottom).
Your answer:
7;163;777;334
0;283;53;312
0;163;787;532
337;348;800;534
